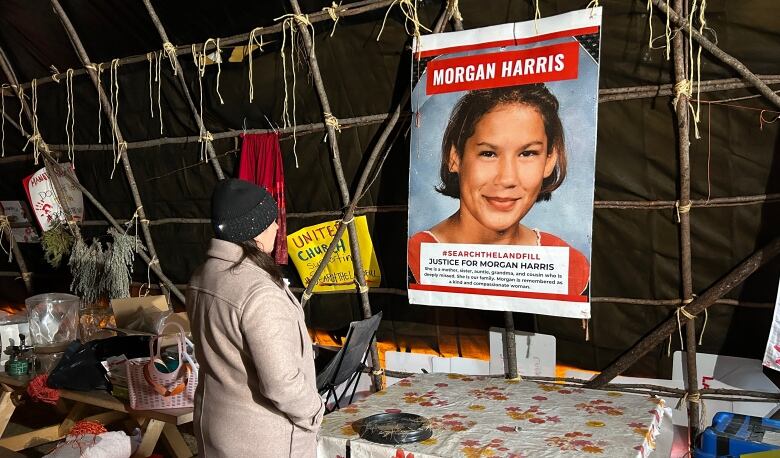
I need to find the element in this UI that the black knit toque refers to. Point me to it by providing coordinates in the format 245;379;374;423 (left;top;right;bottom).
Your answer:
211;178;278;243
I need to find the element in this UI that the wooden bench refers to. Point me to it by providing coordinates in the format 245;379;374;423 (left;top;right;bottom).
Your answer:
0;372;193;457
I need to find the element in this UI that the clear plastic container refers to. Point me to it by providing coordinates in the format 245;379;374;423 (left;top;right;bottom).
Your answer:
25;293;80;351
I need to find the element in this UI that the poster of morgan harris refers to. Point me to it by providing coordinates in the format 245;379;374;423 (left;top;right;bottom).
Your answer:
407;8;601;319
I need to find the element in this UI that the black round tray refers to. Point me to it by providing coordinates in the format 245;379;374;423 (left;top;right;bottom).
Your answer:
356;412;433;445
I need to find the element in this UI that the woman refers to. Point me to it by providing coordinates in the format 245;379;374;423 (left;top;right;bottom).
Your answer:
187;178;324;457
408;84;589;295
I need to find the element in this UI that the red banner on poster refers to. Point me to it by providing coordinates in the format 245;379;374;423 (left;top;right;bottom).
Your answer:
426;42;579;95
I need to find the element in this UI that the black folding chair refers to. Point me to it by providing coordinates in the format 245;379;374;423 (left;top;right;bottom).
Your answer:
316;312;382;413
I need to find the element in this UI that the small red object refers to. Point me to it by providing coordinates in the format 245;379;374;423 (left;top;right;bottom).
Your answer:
27;374;59;405
69;420;107;437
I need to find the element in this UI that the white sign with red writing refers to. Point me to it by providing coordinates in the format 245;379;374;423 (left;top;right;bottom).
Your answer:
22;164;84;232
419;242;569;294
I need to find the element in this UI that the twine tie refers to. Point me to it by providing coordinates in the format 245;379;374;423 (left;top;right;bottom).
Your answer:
162;42;178;75
447;0;463;21
322;2;342;37
324;112;342;132
675;200;691;223
377;0;431;41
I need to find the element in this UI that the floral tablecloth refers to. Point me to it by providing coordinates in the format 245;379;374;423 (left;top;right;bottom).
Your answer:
317;373;668;458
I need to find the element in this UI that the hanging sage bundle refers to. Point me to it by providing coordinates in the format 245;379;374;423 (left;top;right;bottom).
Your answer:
99;228;138;300
69;228;141;304
69;237;106;305
41;221;74;268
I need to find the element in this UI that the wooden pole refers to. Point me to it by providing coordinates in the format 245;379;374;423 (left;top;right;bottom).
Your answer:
671;0;700;441
140;0;224;179
586;235;780;388
651;0;780;110
287;0;385;390
50;0;171;304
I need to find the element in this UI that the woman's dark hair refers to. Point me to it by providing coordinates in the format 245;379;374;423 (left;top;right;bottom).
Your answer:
436;83;567;202
231;240;284;287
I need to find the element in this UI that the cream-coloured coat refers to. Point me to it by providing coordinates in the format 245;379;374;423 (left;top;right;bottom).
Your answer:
187;239;324;457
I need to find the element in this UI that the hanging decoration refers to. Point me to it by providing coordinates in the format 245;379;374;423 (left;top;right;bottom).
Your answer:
1;84;6;158
22;163;84;232
377;0;431;41
246;27;265;103
162;41;178;75
17;85;24;134
192;43;212;162
69;237;106;305
275;14;314;168
40;221;74;268
109;59;122;178
322;2;342;37
147;52;155;120
95;63;103;144
24;79;42;164
155;51;164;135
65;68;76;164
202;38;224;105
69;227;140;304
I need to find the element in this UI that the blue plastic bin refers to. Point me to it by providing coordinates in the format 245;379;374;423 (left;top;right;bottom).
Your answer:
694;412;780;458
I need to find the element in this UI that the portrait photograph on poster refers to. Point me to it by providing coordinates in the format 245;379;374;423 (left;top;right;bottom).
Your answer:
407;9;602;319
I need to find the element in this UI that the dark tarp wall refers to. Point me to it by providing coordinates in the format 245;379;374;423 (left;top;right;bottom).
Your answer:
0;0;778;378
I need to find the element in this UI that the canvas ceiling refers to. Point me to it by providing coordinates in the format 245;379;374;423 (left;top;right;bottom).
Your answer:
0;0;778;378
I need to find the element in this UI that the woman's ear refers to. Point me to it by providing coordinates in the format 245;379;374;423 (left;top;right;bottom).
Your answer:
448;146;460;173
543;147;559;178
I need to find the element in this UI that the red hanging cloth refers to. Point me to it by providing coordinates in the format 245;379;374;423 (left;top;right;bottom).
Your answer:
238;133;288;264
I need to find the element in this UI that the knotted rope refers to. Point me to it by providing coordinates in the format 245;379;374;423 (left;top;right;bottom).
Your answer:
95;63;104;143
65;68;76;164
16;84;24;132
674;199;691;223
192;43;212;162
147;53;155;119
162;41;178;75
144;254;160;296
154;52;164;135
203;38;225;104
377;0;431;41
322;2;342;37
275;13;313;169
533;0;541;34
446;0;463;21
586;0;600;17
323;112;341;132
29;79;42;164
1;84;7;158
109;59;122;178
247;28;265;104
199;131;214;163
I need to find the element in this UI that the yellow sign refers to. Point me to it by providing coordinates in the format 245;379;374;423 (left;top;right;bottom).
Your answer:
286;215;381;292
